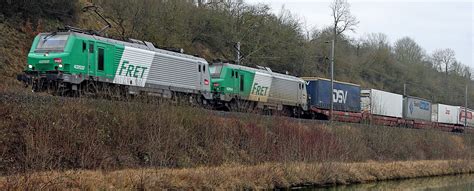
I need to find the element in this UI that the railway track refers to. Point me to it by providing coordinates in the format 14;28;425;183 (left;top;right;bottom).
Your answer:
206;109;467;136
1;91;469;136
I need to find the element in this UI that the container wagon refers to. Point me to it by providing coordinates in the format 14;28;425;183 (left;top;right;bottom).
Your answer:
302;77;361;122
402;96;432;128
431;104;462;132
361;89;404;126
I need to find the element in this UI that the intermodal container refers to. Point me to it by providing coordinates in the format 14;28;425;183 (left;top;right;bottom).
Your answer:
303;77;361;113
431;104;459;125
361;89;403;118
458;107;474;127
403;96;432;121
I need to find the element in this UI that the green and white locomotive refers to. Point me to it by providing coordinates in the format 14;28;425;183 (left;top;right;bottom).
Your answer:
209;62;307;116
18;29;212;103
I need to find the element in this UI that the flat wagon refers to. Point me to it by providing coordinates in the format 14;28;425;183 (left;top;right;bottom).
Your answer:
361;89;403;126
302;77;361;122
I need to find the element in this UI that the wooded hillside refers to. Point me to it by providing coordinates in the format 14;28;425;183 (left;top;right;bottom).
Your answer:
0;0;472;106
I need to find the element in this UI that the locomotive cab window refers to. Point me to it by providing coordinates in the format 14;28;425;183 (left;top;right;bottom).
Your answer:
98;48;104;71
198;65;201;72
203;65;206;73
209;64;223;78
89;43;94;53
35;33;69;52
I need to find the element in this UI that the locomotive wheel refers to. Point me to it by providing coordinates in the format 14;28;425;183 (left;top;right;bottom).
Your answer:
82;81;98;97
228;100;256;113
53;82;70;97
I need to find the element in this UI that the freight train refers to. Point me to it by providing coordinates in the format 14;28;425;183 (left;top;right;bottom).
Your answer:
17;28;471;132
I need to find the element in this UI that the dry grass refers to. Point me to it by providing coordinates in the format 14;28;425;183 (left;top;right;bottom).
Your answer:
1;160;472;190
1;91;474;189
1;90;474;175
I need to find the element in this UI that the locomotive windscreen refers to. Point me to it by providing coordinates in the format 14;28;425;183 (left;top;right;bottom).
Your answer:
209;64;223;78
35;33;69;52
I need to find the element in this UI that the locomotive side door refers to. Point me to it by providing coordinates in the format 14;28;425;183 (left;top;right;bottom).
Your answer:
233;69;240;97
96;43;106;79
197;62;203;90
297;82;302;104
238;72;244;97
200;63;210;93
87;41;96;77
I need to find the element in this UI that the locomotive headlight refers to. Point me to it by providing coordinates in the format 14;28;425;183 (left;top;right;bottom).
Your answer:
58;64;63;68
28;65;33;69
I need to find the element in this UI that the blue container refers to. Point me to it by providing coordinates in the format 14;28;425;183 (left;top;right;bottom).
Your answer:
304;78;361;113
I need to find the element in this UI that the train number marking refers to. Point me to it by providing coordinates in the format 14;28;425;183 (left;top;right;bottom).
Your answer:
74;65;85;70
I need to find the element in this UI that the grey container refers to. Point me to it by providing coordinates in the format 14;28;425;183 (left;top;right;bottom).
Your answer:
403;96;432;121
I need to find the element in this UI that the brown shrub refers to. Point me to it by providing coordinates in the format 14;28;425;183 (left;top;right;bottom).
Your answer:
0;91;472;175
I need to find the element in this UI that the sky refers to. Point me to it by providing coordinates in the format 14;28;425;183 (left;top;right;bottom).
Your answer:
245;0;473;67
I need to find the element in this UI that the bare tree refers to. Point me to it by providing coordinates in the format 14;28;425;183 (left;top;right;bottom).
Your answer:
330;0;359;41
449;61;463;75
432;48;456;77
394;37;425;65
432;48;456;101
466;66;473;80
361;33;390;50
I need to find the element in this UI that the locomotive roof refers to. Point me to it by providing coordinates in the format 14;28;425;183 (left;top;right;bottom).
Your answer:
221;63;305;83
39;32;208;64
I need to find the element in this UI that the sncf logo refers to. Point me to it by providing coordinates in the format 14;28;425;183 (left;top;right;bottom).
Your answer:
333;89;348;104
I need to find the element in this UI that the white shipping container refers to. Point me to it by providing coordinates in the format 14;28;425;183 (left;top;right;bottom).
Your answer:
431;104;459;125
361;89;403;118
